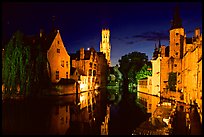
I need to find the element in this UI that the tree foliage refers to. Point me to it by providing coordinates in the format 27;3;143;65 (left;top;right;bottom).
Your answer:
135;64;152;80
168;72;177;91
2;31;31;97
2;30;51;99
119;51;148;82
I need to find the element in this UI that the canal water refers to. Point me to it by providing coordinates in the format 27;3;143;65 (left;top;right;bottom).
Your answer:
2;88;149;135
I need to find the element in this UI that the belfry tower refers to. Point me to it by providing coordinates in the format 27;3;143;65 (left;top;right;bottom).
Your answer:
100;29;111;66
169;6;184;59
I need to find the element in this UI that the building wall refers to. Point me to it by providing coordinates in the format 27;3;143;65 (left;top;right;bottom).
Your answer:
47;30;70;83
169;28;184;58
72;48;99;91
160;56;169;98
137;78;148;93
137;76;160;116
151;57;161;96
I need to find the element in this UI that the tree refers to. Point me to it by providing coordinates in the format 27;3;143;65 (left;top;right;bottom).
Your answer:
118;51;148;92
135;63;152;86
2;30;31;97
168;72;177;91
2;30;51;99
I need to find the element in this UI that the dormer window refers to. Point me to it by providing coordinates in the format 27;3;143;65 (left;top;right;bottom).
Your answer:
58;41;60;44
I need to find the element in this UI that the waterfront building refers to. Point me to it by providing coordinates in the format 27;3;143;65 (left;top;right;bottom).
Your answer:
70;47;98;91
46;29;71;83
150;7;202;123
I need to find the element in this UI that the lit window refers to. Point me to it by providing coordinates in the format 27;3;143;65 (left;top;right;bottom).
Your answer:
61;60;64;67
89;69;92;76
57;48;60;53
66;61;68;68
56;71;59;80
93;70;96;76
90;62;92;67
66;72;68;78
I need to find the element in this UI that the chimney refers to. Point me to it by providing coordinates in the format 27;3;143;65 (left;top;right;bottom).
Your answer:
194;28;200;38
80;48;84;60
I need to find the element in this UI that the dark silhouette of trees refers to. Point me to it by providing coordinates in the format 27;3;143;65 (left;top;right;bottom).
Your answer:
2;30;51;99
118;51;148;94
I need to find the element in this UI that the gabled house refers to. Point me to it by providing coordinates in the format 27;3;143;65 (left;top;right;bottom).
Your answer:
46;29;70;83
70;47;98;90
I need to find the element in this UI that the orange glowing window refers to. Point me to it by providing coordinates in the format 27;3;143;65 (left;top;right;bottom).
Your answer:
61;60;64;67
90;62;92;67
66;72;68;78
57;48;60;53
66;61;68;68
56;71;59;80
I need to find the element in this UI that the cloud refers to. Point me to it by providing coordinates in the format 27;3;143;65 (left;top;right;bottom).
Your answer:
126;41;134;44
132;31;169;42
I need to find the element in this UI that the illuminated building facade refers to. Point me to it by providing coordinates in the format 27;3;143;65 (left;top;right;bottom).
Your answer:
150;7;202;123
71;47;98;91
137;76;160;116
100;29;111;66
47;29;71;83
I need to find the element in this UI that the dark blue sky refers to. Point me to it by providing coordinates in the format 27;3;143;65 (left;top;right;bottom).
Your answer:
2;2;202;66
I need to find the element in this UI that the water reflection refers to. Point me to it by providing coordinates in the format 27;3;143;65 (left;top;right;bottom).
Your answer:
3;87;153;135
2;88;109;135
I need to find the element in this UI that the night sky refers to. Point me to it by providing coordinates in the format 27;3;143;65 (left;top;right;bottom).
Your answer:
2;2;202;66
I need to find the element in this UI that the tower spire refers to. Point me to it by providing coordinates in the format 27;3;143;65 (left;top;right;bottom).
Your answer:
170;5;183;29
159;39;161;48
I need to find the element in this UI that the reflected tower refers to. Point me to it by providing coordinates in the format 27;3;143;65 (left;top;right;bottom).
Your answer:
100;29;111;66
